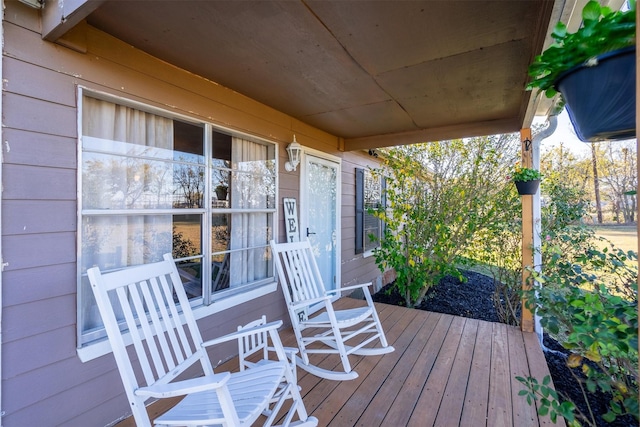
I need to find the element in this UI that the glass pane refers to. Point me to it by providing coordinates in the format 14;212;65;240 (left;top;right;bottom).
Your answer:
229;212;273;251
173;214;203;299
211;130;232;167
81;214;172;273
231;171;276;209
212;246;273;294
82;152;205;210
212;170;232;206
172;214;202;259
364;170;382;252
364;170;382;205
307;160;337;291
176;258;203;299
80;213;203;337
364;212;380;252
83;136;174;160
81;214;203;272
211;212;273;293
173;120;204;164
82;97;174;151
211;213;231;254
172;163;206;208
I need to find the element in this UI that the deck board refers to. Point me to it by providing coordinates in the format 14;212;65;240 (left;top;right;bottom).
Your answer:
116;298;565;427
459;319;493;426
508;326;541;427
433;318;478;426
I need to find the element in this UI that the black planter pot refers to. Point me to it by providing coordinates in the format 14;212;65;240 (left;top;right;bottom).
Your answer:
215;187;228;200
515;180;540;195
555;46;636;142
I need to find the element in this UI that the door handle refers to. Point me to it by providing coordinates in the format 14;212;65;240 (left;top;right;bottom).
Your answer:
306;228;316;237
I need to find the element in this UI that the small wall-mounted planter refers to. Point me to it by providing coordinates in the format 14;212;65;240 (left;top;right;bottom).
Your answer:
515;180;540;195
555;46;636;142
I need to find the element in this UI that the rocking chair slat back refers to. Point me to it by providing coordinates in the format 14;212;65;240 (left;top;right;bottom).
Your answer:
276;241;324;304
89;254;212;390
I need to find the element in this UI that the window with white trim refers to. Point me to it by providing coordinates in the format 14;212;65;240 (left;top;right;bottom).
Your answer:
78;94;276;346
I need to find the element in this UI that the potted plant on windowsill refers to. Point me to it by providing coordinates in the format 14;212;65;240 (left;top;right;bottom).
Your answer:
511;165;542;195
527;0;636;142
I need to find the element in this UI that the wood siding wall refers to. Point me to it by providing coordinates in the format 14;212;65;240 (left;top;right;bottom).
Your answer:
1;2;386;425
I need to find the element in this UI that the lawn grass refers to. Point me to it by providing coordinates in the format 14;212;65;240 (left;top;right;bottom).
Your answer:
590;224;638;254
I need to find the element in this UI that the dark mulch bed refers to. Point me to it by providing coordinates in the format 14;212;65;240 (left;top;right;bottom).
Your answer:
372;271;636;426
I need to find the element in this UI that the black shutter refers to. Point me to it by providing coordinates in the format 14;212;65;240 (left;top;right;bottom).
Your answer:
355;168;364;254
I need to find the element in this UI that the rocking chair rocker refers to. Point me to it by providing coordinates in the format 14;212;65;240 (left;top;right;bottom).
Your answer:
270;240;394;381
88;254;317;427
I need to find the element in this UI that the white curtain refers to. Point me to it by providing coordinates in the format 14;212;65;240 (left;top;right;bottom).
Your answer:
81;97;174;335
229;137;269;286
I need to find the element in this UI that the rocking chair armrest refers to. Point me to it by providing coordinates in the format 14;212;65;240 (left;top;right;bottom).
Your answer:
268;345;299;356
326;282;373;295
135;372;231;398
290;296;331;309
201;320;284;348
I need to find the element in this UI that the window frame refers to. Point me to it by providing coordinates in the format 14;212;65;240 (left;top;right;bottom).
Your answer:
355;167;385;256
76;87;279;361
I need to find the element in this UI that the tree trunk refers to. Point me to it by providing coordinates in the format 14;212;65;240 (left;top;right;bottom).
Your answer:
591;143;603;224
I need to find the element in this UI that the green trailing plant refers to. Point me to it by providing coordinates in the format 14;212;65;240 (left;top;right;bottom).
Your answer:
527;0;636;100
521;228;638;425
511;164;542;182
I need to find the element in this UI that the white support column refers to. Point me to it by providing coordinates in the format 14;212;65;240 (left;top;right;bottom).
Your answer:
531;115;558;345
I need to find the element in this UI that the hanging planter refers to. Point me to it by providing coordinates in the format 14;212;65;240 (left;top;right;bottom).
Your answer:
555;47;635;142
527;1;636;141
515;179;540;196
215;185;228;200
511;165;542;196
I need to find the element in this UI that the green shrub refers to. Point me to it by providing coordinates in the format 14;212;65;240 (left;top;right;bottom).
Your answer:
524;230;638;424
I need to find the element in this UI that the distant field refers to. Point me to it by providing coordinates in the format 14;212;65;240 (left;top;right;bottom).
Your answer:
590;224;638;254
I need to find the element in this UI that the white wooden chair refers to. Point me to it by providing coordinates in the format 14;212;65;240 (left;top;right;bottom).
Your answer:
237;316;301;419
88;254;317;427
270;240;394;381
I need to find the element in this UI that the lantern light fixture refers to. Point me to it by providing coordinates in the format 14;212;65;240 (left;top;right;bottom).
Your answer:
285;135;302;172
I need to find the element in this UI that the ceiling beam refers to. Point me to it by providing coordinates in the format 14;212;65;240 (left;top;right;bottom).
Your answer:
343;118;520;151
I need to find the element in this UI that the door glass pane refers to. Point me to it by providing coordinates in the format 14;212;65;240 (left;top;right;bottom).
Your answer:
307;159;337;291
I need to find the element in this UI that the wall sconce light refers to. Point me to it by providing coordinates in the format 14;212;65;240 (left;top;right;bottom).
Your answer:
285;135;302;172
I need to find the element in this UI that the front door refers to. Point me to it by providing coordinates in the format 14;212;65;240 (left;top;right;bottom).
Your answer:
301;153;340;295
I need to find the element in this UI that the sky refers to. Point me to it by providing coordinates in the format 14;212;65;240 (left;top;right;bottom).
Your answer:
533;109;592;156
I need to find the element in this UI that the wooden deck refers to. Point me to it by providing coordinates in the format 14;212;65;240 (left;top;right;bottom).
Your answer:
117;298;565;427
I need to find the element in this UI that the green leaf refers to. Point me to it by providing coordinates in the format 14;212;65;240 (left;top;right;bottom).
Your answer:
544;87;557;99
551;22;567;39
582;1;602;21
538;405;549;416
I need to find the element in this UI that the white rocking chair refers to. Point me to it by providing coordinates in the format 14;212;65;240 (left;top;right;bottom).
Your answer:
88;254;317;427
237;316;300;418
270;240;394;381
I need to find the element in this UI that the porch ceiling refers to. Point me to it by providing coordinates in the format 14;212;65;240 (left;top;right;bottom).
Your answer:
59;1;566;150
